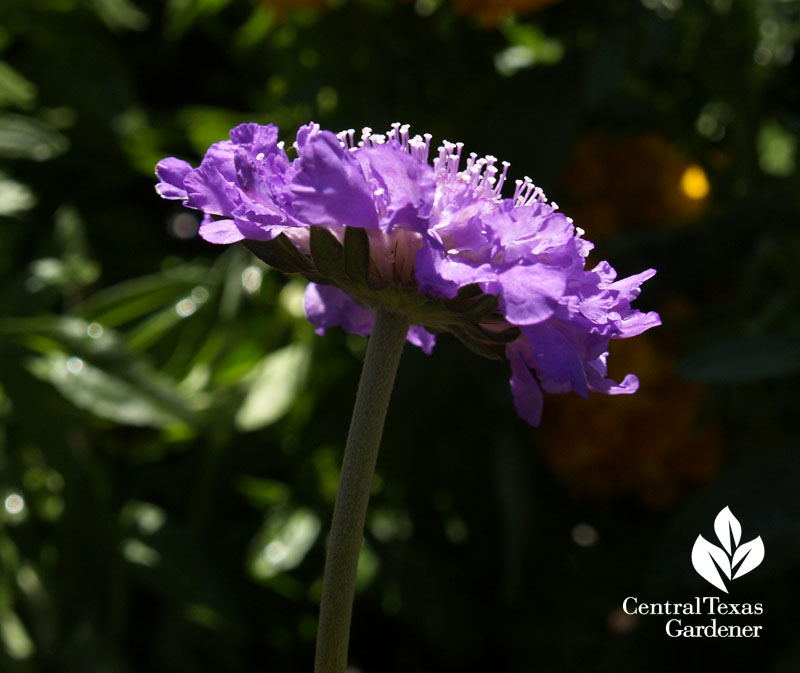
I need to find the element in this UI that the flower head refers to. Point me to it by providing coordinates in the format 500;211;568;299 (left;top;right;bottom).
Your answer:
156;121;660;425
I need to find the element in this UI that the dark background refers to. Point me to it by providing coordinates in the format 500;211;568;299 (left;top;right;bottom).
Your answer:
1;0;799;671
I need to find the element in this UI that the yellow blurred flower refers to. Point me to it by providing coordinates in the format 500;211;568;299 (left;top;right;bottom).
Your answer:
563;133;710;237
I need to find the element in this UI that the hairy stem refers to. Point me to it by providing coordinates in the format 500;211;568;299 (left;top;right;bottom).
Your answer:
314;309;409;673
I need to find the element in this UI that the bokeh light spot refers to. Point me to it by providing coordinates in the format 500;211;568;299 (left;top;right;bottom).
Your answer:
167;213;199;239
241;265;263;294
66;356;84;374
86;322;104;339
4;493;24;515
680;165;710;200
571;523;599;547
175;298;197;317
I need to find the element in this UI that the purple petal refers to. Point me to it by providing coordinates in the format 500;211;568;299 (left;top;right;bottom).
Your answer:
415;244;498;299
155;158;192;200
231;198;291;237
613;310;662;338
521;322;589;397
202;140;237;183
304;284;437;354
507;341;544;427
494;264;566;325
289;132;379;229
607;268;657;301
294;122;320;151
184;157;240;217
590;372;639;395
406;325;436;354
303;283;374;336
198;216;244;244
229;123;279;156
491;204;574;262
355;144;435;232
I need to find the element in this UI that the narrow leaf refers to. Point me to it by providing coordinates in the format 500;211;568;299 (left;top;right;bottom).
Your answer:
309;226;345;281
243;235;311;275
4;316;196;426
343;226;371;284
450;293;499;321
451;328;503;360
478;324;521;344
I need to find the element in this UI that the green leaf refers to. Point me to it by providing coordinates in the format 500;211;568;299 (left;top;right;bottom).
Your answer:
0;174;35;216
91;0;149;31
0;113;69;161
235;343;310;431
2;316;197;427
247;507;321;581
309;226;345;281
235;4;275;48
343;226;370;285
758;121;797;178
74;266;210;327
28;351;185;427
165;0;236;38
236;477;291;509
0;609;34;660
178;105;261;155
0;61;37;109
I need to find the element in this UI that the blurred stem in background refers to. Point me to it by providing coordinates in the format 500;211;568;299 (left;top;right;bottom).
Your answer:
314;309;408;673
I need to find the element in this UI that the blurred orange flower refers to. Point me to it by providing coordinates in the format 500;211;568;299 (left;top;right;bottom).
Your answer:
453;0;562;25
563;133;710;238
539;327;721;508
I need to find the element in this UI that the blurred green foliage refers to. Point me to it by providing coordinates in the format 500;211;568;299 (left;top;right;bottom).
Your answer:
0;0;799;671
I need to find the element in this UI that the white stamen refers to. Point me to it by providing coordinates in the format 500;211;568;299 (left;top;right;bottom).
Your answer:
494;161;510;196
325;122;561;208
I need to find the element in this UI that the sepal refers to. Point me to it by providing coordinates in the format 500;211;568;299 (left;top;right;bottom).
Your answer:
310;226;346;281
243;234;313;275
343;226;371;285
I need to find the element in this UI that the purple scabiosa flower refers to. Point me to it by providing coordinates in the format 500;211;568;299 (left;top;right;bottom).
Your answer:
156;122;660;425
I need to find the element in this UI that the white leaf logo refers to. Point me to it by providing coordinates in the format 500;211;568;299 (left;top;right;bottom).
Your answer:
691;506;765;593
732;537;765;579
714;506;741;554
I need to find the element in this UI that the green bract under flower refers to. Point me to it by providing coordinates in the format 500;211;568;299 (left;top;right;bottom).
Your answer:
245;226;518;360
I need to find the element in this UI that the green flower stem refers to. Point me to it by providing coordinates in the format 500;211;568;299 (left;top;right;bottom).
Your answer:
314;309;409;673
